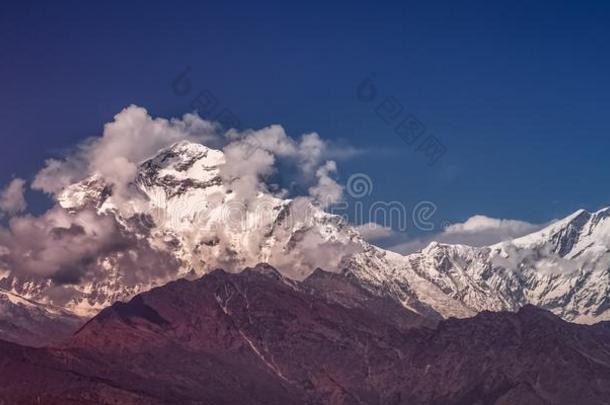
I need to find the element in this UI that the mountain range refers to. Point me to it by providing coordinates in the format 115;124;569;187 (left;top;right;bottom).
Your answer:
2;140;610;403
1;141;610;347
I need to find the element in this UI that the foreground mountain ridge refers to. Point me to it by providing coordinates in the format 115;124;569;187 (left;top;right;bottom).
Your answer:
1;265;609;404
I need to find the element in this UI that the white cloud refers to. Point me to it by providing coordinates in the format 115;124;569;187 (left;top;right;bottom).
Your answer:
308;161;343;208
443;215;540;237
0;178;27;215
354;222;395;241
0;206;179;285
390;214;547;254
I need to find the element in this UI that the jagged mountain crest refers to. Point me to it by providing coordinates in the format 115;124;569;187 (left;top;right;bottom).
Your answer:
1;139;610;341
408;206;610;323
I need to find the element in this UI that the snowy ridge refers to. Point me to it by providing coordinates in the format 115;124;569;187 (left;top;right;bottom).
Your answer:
403;207;610;323
3;140;610;324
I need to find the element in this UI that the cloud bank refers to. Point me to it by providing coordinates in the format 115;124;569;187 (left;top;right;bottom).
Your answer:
390;215;548;254
354;222;395;241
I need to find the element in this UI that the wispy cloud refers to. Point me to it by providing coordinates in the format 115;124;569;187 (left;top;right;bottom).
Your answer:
389;214;549;254
0;178;27;216
354;222;396;241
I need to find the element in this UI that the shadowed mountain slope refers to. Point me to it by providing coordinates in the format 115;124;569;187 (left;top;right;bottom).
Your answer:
1;265;610;404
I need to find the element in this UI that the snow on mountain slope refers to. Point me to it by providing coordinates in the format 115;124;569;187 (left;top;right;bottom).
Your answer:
0;288;83;346
326;205;610;323
3;140;610;324
399;208;610;323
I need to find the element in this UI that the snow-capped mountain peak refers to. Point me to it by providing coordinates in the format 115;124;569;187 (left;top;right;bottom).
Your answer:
501;208;593;255
9;141;366;316
138;140;225;185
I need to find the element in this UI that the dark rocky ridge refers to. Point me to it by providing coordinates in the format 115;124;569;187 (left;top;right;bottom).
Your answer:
1;264;610;404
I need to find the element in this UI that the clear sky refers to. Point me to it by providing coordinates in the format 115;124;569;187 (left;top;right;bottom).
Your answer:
2;0;610;239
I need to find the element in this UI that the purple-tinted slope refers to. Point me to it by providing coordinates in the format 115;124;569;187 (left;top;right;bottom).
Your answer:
1;265;609;404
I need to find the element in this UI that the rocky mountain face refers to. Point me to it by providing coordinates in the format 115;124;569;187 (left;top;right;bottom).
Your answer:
2;140;610;347
0;288;82;347
1;266;609;405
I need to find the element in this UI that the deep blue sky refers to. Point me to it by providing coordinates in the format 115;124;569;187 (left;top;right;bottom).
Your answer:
2;0;610;230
